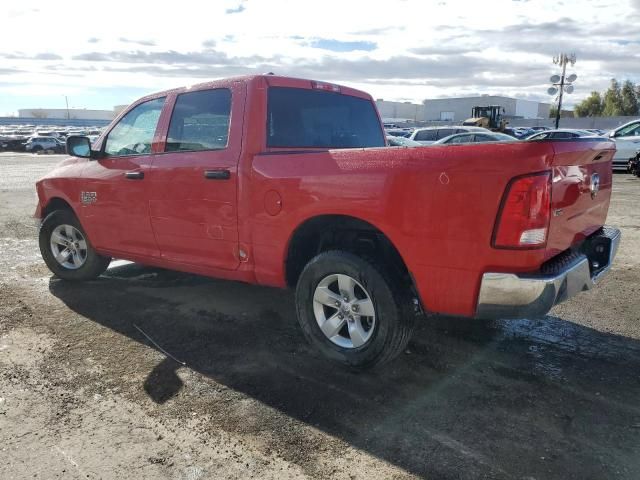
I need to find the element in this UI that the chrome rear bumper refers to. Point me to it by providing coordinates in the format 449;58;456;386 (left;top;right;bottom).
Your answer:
476;226;621;319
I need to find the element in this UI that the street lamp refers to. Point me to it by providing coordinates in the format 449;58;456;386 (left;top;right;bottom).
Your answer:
64;95;70;120
548;53;576;129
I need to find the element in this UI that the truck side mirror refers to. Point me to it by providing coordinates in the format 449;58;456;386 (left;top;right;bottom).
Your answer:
66;136;92;158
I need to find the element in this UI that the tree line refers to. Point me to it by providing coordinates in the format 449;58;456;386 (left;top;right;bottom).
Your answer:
573;79;640;117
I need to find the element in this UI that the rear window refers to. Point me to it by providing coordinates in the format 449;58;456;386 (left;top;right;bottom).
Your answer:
267;87;385;148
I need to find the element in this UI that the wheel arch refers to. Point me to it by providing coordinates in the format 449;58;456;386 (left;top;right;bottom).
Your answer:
42;197;76;219
284;214;414;292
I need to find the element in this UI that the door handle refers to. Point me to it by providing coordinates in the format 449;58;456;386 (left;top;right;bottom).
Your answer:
204;169;231;180
124;171;144;180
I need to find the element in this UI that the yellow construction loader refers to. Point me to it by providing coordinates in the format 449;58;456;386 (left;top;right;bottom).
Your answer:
462;106;507;131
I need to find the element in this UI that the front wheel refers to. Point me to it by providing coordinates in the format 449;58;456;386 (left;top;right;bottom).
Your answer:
39;209;111;281
295;251;415;369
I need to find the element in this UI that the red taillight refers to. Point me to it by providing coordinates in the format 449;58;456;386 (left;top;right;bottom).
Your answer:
493;172;551;249
311;81;341;93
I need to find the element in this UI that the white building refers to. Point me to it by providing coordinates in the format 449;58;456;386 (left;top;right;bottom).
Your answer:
18;108;118;121
423;95;551;122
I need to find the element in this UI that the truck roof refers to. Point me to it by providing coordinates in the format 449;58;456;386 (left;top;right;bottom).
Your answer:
133;74;373;105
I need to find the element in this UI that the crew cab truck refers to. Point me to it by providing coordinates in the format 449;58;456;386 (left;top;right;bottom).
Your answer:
35;75;620;368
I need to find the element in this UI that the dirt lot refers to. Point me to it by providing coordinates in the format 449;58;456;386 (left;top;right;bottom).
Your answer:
1;152;639;480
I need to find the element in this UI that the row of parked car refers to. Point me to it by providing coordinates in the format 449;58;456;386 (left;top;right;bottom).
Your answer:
0;125;104;153
385;119;640;172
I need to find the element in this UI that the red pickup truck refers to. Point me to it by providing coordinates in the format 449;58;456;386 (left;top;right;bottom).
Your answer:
35;75;620;368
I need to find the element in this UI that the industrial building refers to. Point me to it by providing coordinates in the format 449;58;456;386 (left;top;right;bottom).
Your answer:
17;107;119;121
375;100;425;123
423;95;551;122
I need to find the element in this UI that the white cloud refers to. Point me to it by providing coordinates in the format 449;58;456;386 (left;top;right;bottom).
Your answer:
0;0;639;113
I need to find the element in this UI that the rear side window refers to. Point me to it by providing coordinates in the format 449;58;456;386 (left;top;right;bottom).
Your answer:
414;130;437;141
267;87;385;148
436;128;457;139
551;132;573;139
166;89;231;152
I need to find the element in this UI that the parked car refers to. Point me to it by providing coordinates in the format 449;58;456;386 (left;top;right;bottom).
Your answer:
528;126;551;132
25;136;65;153
386;135;422;147
433;131;517;145
409;126;489;144
607;119;640;171
35;74;620;368
525;129;597;141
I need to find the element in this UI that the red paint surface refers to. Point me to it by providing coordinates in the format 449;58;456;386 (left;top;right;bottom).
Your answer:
35;75;614;318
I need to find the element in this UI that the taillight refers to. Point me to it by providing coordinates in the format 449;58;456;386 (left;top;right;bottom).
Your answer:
493;172;551;249
311;81;341;93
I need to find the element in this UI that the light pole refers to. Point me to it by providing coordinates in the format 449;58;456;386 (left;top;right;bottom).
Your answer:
548;53;577;129
64;95;70;120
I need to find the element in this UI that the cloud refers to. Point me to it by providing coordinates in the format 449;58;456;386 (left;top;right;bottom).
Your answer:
88;37;100;43
225;3;245;14
119;37;156;47
0;52;62;60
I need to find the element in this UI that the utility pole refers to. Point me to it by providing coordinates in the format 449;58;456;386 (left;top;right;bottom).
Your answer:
64;95;70;120
549;53;577;128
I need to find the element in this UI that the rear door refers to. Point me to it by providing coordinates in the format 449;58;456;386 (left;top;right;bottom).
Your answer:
148;83;245;270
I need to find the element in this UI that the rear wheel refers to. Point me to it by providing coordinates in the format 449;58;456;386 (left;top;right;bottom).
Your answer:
295;251;415;369
39;209;111;280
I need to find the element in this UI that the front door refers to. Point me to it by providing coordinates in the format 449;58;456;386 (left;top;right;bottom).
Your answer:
80;96;166;258
148;83;245;270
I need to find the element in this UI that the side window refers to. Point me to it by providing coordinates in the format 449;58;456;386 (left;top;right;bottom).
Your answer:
166;89;231;152
618;123;640;137
551;132;572;139
473;134;491;142
415;130;437;141
449;135;469;144
104;97;165;156
436;128;457;139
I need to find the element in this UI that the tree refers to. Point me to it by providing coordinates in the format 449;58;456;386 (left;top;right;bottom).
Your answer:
574;91;604;117
620;80;639;116
549;105;558;118
602;79;624;116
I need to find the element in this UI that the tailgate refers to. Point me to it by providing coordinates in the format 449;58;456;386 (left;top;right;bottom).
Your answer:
546;138;615;260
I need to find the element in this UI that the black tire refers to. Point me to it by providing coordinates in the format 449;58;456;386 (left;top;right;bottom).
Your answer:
31;145;43;153
39;209;111;281
295;250;415;369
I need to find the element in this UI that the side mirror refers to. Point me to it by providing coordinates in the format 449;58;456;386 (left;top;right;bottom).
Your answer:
608;131;616;138
66;136;92;158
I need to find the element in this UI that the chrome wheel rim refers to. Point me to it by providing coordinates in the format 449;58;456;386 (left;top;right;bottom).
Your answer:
313;274;376;349
50;224;88;270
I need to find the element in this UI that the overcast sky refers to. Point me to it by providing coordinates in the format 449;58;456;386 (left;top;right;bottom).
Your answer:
1;0;639;115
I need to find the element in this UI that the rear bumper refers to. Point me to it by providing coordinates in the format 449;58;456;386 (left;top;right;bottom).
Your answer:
476;226;621;319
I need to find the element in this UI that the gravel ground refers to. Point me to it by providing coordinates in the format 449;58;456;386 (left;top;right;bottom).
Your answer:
1;153;639;480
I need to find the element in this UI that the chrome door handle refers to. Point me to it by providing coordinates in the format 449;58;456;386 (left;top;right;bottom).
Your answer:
124;171;144;180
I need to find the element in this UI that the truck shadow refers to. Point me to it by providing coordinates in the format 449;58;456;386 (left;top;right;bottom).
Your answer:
48;263;640;480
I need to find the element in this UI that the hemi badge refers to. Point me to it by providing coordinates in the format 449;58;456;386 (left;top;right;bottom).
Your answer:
553;209;563;217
